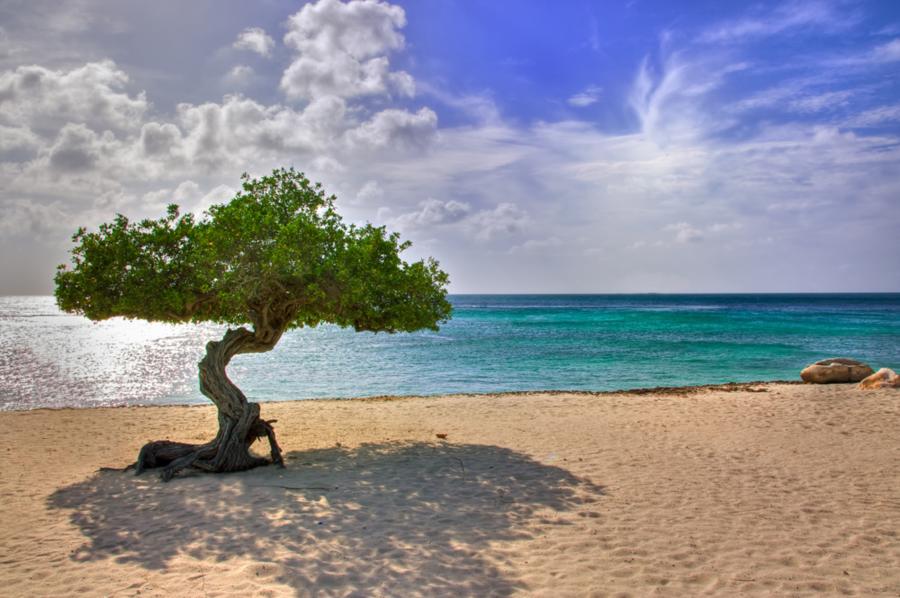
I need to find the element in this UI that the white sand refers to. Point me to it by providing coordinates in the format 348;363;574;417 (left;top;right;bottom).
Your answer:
1;382;898;597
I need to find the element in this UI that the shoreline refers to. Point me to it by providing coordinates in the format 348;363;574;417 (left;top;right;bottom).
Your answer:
5;379;804;413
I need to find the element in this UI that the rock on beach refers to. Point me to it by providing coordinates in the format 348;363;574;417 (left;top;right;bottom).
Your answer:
800;358;874;384
858;367;900;389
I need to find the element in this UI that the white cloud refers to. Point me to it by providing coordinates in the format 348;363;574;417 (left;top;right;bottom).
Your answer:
0;60;147;135
170;94;348;170
729;75;860;116
700;1;847;43
45;123;103;172
142;180;236;215
280;0;413;101
567;86;602;107
831;37;900;67
468;203;528;241
708;222;743;234
233;27;275;57
843;104;900;127
388;197;529;244
870;38;900;63
874;24;900;37
345;107;437;151
196;184;236;215
172;180;201;202
788;89;855;113
224;65;254;87
627;55;738;142
0;123;39;155
0;198;69;238
138;121;183;159
418;82;500;124
665;222;704;243
508;236;563;254
391;198;471;230
141;180;199;209
355;179;383;204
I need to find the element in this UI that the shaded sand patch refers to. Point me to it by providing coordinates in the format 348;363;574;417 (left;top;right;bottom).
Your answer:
1;382;898;596
49;442;603;596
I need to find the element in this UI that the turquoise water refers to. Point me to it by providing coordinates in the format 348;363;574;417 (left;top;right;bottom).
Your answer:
1;294;899;410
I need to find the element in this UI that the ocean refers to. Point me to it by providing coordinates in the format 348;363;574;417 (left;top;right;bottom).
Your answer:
1;294;899;410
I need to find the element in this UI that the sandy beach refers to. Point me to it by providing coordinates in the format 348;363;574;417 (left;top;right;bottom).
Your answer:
1;382;898;597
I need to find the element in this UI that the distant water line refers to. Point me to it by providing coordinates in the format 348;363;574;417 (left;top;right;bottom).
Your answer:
1;294;899;410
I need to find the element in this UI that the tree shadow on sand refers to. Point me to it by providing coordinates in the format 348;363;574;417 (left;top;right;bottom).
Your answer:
49;441;605;596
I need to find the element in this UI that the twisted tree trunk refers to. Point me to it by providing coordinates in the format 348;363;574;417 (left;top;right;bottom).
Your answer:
134;326;285;481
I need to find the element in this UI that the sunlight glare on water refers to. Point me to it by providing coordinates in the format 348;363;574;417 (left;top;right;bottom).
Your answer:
0;296;221;410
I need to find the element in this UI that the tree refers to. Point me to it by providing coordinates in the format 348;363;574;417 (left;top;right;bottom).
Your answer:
55;168;452;481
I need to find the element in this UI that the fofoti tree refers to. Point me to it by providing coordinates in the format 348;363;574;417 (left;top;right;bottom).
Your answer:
55;168;452;480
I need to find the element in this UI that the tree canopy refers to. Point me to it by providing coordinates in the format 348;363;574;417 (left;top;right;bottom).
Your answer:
55;168;452;335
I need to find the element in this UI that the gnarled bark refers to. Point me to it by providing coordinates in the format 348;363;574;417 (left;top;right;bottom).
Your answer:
134;326;285;481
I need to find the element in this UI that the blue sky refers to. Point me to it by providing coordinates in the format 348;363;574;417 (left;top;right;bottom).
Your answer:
1;0;899;293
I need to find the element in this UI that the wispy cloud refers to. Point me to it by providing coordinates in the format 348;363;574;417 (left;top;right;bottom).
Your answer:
788;89;856;113
700;0;851;43
567;85;602;107
868;38;900;63
830;38;900;67
842;103;900;127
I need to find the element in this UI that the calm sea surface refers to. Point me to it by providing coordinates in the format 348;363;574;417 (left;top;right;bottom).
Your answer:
1;294;899;410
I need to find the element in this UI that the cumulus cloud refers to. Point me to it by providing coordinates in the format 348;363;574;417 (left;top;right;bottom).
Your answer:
280;0;413;101
0;60;147;135
196;184;237;215
387;197;530;244
0;198;70;238
141;180;235;215
391;198;471;230
0;123;40;156
346;107;437;151
138;121;183;159
468;203;528;241
141;180;200;209
46;123;103;172
168;94;349;171
233;27;275;57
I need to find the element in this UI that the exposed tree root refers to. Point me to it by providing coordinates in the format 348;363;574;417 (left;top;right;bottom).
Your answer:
133;327;290;481
133;410;284;481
